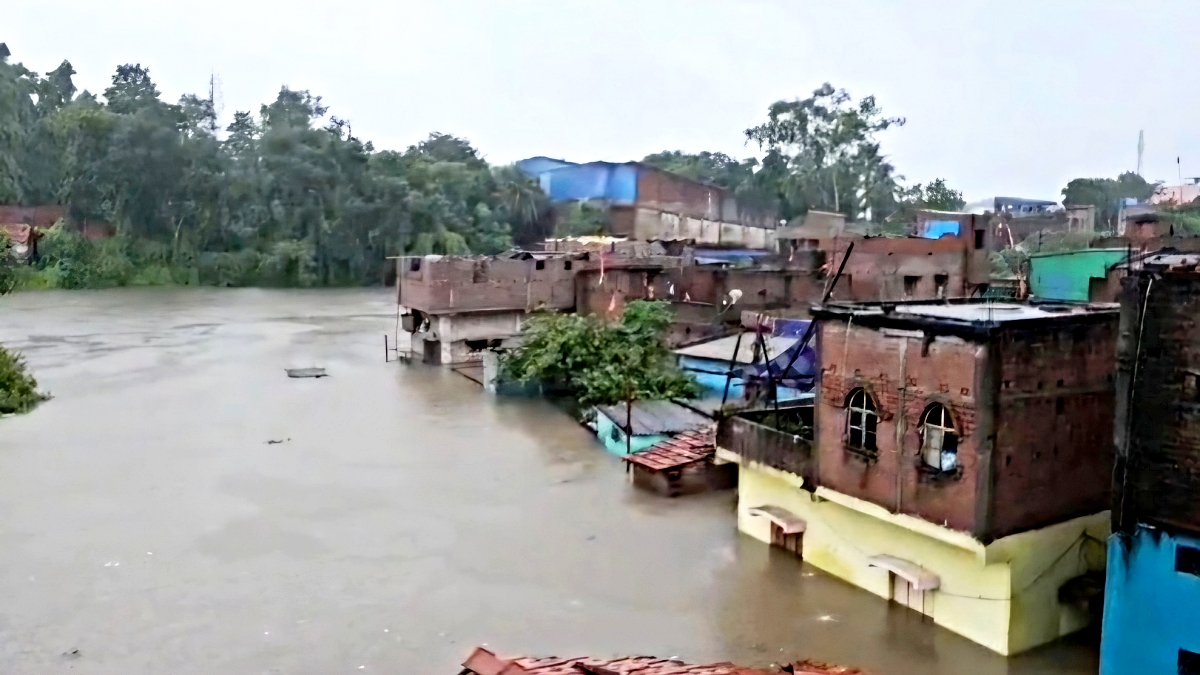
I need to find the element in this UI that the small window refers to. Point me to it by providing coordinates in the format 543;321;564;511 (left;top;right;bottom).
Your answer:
904;276;920;297
1184;372;1200;402
535;260;545;270
1176;546;1200;577
409;258;421;272
846;389;878;453
921;404;958;472
564;260;572;271
934;274;949;299
974;229;985;249
609;424;622;444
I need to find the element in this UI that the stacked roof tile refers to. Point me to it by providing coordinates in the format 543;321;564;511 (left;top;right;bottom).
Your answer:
461;647;862;675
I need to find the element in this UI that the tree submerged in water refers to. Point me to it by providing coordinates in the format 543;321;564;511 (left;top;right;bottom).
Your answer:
500;300;699;408
0;345;46;414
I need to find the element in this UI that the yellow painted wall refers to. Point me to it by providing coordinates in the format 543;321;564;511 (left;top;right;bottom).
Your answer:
737;464;1109;655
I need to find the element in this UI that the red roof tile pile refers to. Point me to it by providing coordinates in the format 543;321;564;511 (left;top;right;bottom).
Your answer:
622;430;714;472
461;647;863;675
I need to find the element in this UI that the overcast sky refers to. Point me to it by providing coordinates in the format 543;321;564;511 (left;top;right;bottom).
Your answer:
6;1;1199;201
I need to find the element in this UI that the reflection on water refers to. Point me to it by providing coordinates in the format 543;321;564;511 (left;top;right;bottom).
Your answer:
0;288;1098;674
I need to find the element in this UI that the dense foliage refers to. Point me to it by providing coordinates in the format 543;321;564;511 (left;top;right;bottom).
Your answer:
1062;172;1157;231
0;344;45;414
0;48;548;288
644;83;951;225
501;300;699;407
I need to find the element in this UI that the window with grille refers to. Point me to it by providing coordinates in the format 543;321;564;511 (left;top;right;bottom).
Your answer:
846;389;878;452
921;404;958;472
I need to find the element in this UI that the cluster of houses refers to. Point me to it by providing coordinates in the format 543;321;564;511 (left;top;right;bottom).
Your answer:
396;158;1200;674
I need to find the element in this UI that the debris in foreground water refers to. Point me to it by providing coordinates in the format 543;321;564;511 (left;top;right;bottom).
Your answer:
286;367;327;378
458;647;865;675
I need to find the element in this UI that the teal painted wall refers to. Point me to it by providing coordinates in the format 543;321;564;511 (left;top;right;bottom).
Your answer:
1029;249;1126;301
594;412;669;456
1100;526;1200;675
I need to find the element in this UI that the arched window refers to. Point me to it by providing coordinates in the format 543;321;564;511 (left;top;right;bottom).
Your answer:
846;389;878;452
921;404;958;472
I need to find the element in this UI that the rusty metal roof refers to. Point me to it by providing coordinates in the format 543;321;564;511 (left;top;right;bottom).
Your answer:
623;430;713;471
461;647;859;675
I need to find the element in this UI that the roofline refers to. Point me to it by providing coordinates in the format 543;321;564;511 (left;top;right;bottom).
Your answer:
1027;248;1130;259
811;300;1120;339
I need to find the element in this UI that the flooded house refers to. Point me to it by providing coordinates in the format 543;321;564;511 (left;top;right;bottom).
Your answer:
717;299;1120;655
397;251;582;365
623;429;736;497
1102;252;1200;675
593;399;712;456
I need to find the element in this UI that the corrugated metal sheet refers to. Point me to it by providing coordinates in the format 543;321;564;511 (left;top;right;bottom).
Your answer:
674;335;798;364
594;400;712;436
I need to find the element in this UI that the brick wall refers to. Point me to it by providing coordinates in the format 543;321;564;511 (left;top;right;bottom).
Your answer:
816;320;985;533
1115;273;1200;536
991;321;1117;537
398;256;577;314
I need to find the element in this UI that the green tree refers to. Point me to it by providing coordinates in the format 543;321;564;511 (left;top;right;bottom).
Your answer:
502;300;699;407
745;83;905;222
1062;172;1157;231
887;178;966;226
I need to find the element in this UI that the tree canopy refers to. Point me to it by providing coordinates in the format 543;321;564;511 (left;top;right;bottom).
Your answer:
645;83;941;226
501;300;699;407
1062;172;1157;231
0;47;549;287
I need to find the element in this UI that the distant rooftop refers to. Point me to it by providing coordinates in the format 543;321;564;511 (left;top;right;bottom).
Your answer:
460;646;856;675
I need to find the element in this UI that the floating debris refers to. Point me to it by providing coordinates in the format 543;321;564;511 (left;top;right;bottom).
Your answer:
286;368;327;379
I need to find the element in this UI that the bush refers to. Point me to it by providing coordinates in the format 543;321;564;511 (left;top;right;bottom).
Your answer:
0;345;47;415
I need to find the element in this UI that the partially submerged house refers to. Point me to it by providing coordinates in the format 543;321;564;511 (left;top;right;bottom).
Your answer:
1102;252;1200;675
594;400;712;456
623;429;736;497
718;299;1120;655
397;251;582;364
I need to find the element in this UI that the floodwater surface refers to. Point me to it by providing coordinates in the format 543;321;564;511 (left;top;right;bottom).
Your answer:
0;289;1098;675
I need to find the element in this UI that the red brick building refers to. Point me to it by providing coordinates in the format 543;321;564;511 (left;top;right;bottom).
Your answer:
813;300;1119;540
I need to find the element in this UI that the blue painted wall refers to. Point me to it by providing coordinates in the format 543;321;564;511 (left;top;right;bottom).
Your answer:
516;158;640;204
1101;525;1200;675
594;411;669;456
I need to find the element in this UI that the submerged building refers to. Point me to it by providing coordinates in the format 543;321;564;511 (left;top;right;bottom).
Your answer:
1102;252;1200;675
718;299;1119;655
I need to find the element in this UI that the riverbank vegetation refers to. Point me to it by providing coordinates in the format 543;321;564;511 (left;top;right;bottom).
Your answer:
0;242;46;414
1;45;1166;291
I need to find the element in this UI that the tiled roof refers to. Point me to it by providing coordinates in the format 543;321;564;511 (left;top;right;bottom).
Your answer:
624;430;714;471
461;648;862;675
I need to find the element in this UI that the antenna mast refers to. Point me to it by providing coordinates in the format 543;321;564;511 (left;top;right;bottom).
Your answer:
1137;130;1144;176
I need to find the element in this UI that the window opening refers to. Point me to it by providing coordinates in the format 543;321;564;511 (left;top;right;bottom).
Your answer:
904;276;920;298
535;260;545;270
1176;545;1200;577
974;229;985;249
934;274;949;299
847;389;878;452
564;260;572;271
921;404;958;471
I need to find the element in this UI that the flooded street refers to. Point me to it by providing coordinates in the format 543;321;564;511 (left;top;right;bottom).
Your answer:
0;289;1098;675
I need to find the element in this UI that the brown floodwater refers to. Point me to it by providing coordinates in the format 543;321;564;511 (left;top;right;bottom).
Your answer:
0;288;1099;675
